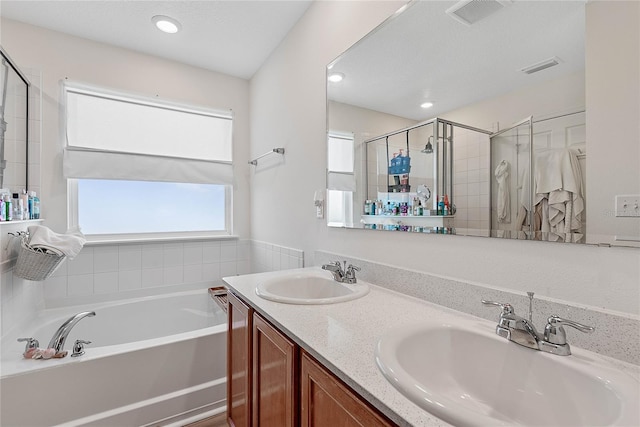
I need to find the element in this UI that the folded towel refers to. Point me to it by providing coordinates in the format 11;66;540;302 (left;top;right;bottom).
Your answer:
27;225;86;259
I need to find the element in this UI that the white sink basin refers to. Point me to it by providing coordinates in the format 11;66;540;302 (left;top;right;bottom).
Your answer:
255;272;369;304
376;323;639;426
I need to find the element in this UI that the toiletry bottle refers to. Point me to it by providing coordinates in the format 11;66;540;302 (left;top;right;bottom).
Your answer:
28;192;34;219
21;190;29;220
418;201;424;216
12;193;22;221
437;196;444;215
4;194;13;221
0;196;4;221
30;192;40;219
444;195;450;216
370;199;376;215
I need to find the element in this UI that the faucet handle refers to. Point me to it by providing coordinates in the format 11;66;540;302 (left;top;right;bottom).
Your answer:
71;339;92;358
544;315;594;345
481;299;514;315
17;337;40;354
346;264;361;273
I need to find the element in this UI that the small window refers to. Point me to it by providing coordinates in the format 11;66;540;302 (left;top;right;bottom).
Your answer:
77;180;226;235
327;131;355;227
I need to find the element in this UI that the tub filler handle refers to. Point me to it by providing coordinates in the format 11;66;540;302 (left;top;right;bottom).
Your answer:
71;340;92;357
17;337;40;355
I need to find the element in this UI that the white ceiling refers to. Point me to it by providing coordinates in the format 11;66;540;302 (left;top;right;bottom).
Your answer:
328;0;585;121
0;0;313;79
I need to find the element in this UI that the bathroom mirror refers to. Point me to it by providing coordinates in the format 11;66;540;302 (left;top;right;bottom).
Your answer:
326;1;590;243
0;46;29;193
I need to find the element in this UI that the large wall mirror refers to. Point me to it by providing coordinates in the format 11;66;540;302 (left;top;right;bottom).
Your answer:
326;1;592;244
0;46;29;193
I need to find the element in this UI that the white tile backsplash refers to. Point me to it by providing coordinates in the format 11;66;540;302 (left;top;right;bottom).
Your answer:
93;247;119;273
3;238;299;325
163;266;183;286
118;246;142;271
118;269;142;291
251;240;304;273
68;274;94;296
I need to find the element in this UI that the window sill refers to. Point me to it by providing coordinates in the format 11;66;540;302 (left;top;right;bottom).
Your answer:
84;233;239;247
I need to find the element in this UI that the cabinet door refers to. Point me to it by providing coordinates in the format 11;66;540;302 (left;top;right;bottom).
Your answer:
252;313;297;427
300;351;395;427
227;291;253;427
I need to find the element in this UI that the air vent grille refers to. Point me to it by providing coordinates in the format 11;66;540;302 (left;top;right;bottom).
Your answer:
446;0;511;26
521;57;561;75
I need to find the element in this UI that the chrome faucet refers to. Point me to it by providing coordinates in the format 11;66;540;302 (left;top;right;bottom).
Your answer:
48;311;96;354
482;294;594;356
321;261;361;284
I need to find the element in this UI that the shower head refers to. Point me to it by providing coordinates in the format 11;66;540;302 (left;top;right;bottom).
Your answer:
421;136;434;154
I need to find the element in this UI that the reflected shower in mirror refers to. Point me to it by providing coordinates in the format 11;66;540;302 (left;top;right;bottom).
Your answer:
326;0;588;243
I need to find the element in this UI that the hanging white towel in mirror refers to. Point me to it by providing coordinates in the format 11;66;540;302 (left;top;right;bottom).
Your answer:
495;160;511;223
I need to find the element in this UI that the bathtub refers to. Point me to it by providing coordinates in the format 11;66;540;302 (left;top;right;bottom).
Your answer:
0;289;228;427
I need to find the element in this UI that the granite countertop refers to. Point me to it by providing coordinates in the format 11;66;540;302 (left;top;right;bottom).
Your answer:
223;267;640;427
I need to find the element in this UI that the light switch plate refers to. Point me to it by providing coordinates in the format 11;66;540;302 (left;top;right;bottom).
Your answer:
615;195;640;217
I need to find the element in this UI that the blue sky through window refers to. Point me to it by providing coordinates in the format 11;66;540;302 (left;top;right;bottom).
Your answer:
78;179;226;234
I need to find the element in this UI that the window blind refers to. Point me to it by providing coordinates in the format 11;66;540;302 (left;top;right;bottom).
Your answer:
63;81;233;184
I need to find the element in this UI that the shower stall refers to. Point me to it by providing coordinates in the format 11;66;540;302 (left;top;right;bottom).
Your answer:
364;117;491;234
489;111;586;242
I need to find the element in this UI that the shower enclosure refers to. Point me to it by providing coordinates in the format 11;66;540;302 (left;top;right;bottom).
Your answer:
489;111;586;242
363;117;491;234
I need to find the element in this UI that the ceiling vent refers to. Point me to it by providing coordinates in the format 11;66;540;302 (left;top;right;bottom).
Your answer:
521;57;561;75
446;0;512;26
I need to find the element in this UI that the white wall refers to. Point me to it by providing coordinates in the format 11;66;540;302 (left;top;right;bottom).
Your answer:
586;1;640;244
250;1;640;316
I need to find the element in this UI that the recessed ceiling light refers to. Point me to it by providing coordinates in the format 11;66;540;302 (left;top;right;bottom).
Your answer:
420;102;434;109
328;72;345;83
152;15;181;34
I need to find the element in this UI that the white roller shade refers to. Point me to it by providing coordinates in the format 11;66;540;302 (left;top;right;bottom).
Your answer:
327;171;356;192
63;81;233;184
64;148;233;185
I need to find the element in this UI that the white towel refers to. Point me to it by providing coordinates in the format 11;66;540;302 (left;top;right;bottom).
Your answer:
27;225;86;259
494;160;511;223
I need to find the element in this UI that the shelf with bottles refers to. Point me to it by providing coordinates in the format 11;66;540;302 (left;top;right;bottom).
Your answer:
0;219;44;226
361;213;454;228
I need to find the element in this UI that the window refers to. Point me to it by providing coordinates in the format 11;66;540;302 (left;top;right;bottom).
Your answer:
64;81;233;239
326;131;355;227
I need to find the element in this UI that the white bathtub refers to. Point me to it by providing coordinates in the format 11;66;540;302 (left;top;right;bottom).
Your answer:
0;289;228;427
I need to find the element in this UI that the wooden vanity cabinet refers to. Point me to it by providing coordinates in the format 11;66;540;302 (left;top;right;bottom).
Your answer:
252;313;298;427
227;291;253;427
226;291;396;427
300;351;395;427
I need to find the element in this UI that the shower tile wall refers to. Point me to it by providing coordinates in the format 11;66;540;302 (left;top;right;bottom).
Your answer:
42;239;252;305
453;129;490;235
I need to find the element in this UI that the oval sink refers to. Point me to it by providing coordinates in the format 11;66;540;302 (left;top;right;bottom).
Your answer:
376;324;639;426
255;273;369;304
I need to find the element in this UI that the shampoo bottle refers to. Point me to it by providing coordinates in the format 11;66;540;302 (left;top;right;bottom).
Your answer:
29;191;40;219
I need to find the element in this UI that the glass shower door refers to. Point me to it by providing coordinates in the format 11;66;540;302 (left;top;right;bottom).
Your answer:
489;117;533;240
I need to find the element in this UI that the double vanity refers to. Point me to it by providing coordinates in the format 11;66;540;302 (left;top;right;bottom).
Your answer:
223;266;639;426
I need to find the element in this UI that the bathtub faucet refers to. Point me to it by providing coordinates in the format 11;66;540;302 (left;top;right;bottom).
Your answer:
48;311;96;354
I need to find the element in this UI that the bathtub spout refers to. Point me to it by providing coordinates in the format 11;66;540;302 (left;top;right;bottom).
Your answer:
48;311;96;354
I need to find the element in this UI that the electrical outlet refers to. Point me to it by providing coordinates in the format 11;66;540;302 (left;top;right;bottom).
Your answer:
615;195;640;217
